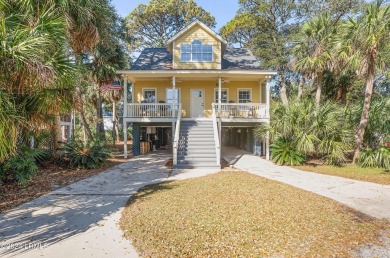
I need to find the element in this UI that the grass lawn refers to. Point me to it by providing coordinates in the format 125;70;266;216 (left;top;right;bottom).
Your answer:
295;164;390;185
120;172;388;257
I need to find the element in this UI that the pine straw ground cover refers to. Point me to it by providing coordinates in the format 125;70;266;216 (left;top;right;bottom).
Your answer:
120;171;389;257
294;165;390;185
0;158;127;213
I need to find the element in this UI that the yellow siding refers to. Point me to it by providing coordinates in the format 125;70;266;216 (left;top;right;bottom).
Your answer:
173;24;221;69
134;80;261;118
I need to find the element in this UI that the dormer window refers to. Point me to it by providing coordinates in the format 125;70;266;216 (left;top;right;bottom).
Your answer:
180;40;213;62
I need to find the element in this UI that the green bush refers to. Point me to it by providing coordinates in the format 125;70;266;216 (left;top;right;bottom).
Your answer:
0;147;50;186
60;139;111;169
270;138;306;166
358;146;390;169
255;100;354;166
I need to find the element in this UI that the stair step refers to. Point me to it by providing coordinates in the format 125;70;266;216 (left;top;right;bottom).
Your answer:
174;164;221;169
177;150;217;158
177;156;216;162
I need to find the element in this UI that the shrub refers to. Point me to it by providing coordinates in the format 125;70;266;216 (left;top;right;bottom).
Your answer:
255;100;354;166
60;139;111;169
358;146;390;169
270;138;306;166
0;147;50;186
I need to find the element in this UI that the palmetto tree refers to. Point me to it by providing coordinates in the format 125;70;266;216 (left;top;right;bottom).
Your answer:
0;0;74;160
255;99;354;165
339;0;390;162
293;14;336;105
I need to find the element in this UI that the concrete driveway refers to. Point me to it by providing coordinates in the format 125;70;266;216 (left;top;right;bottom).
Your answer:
231;153;390;221
0;151;219;258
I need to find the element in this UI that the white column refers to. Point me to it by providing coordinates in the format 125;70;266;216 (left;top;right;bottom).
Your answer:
123;77;128;117
266;78;270;117
123;76;128;158
218;77;222;117
124;122;128;158
266;78;271;160
172;76;176;145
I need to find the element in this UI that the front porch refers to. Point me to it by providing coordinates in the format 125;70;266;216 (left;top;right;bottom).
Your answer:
119;70;273;166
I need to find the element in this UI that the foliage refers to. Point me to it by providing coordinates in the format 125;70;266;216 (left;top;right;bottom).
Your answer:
60;138;111;169
126;0;216;51
336;0;390;162
0;0;76;160
221;0;361;104
255;99;354;165
358;146;390;169
349;96;390;148
0;147;50;186
270;138;306;165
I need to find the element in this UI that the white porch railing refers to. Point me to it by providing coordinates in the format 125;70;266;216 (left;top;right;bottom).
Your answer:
173;104;182;165
212;103;269;119
126;103;180;118
211;105;221;166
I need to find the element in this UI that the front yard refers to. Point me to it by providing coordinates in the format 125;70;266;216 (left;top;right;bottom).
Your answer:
120;171;389;257
295;164;390;185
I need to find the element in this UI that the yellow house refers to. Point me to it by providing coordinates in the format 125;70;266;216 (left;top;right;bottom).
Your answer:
118;21;276;169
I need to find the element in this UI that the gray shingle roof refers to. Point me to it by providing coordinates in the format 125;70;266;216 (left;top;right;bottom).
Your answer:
221;48;261;70
131;48;172;70
131;47;261;70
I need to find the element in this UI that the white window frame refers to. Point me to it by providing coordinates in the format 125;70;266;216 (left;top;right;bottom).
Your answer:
237;88;252;103
180;39;213;62
166;88;181;104
142;88;157;103
214;88;229;104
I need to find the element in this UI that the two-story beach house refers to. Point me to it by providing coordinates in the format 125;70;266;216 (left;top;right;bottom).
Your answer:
118;21;276;169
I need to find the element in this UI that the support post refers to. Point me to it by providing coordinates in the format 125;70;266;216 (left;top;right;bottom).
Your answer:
123;77;128;117
124;121;128;158
218;77;222;117
266;78;271;160
132;123;140;156
172;76;176;145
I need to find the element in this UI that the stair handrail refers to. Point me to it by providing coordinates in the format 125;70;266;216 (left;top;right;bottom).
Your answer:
173;103;182;165
212;104;221;166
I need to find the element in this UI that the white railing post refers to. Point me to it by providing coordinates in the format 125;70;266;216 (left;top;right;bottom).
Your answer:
212;104;221;166
173;103;182;166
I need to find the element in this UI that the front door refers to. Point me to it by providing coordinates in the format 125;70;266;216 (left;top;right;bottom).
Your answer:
191;89;204;117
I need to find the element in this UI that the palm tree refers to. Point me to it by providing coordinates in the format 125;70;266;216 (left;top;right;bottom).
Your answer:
0;1;74;160
293;14;336;105
339;1;390;163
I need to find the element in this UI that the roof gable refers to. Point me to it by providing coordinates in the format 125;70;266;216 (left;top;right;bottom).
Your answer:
167;20;227;52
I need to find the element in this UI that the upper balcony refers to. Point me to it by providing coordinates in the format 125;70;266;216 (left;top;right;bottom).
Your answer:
212;103;269;122
125;103;180;122
124;102;269;123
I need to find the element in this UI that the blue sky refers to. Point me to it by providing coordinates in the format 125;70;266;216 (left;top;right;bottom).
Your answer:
111;0;240;30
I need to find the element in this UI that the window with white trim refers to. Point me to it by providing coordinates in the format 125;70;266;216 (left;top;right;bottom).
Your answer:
238;89;251;103
180;40;213;62
166;89;180;104
214;88;228;103
142;89;156;103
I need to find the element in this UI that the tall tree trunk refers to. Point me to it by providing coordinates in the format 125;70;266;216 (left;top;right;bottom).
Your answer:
75;56;93;142
279;72;288;105
315;84;322;105
96;83;105;139
52;112;62;157
297;77;305;101
75;85;93;142
352;54;376;163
